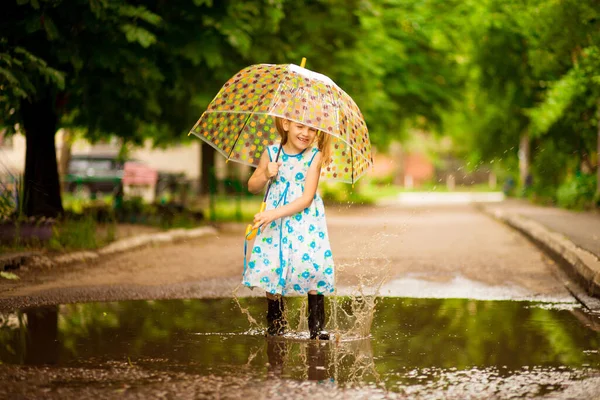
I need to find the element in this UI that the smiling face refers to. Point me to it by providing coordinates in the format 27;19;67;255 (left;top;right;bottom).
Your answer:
281;119;317;154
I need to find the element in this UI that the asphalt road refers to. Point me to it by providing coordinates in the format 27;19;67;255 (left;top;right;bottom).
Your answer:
0;203;573;310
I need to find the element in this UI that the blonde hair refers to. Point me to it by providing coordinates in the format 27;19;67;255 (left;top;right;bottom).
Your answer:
274;117;332;166
275;117;289;146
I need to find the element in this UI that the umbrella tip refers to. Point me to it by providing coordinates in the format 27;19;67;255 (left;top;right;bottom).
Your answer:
300;57;306;68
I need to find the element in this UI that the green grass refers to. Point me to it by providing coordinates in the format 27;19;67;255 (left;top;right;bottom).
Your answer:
358;183;404;200
0;217;117;253
62;192;113;214
204;181;499;221
411;182;498;192
205;196;263;222
358;181;499;201
48;217;100;251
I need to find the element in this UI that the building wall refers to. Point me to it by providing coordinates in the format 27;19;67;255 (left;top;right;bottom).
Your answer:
0;131;201;181
131;140;200;180
404;152;435;186
0;133;26;177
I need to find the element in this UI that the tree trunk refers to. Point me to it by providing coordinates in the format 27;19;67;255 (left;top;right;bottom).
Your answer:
518;132;530;189
597;99;600;196
596;99;600;196
389;141;404;186
59;129;73;193
25;306;59;365
199;141;215;195
21;93;63;218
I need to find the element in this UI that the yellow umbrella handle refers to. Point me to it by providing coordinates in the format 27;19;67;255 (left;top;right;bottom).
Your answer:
245;202;267;240
245;145;281;241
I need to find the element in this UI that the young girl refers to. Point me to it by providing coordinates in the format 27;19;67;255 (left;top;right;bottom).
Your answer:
242;117;334;340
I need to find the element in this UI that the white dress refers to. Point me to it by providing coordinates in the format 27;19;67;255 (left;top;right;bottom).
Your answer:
242;144;335;296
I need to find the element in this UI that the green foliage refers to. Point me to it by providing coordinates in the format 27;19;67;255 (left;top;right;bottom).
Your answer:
320;182;375;205
206;196;261;223
2;0;600;213
0;43;65;133
528;67;587;137
332;0;463;145
48;217;99;251
443;0;600;205
0;176;24;221
556;174;597;210
0;189;15;220
529;140;570;203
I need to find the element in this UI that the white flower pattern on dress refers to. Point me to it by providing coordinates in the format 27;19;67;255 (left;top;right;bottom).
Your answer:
242;145;335;296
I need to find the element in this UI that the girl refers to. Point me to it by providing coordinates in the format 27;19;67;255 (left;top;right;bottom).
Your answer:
243;117;334;340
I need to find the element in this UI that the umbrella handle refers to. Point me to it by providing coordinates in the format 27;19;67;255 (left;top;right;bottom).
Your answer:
245;201;267;240
245;145;282;240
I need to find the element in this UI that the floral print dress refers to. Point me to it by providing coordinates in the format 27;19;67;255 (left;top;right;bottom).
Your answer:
242;144;335;296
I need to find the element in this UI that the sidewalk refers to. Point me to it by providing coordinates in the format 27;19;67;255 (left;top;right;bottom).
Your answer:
482;199;600;308
0;224;217;272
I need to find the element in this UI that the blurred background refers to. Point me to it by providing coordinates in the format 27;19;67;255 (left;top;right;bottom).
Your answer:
1;0;599;251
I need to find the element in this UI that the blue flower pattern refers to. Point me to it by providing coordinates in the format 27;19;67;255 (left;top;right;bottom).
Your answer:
242;145;335;295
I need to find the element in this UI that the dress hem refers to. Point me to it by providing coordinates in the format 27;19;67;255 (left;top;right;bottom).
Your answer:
242;281;335;296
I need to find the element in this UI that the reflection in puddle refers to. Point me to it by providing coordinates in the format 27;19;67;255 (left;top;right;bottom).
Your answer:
0;297;599;398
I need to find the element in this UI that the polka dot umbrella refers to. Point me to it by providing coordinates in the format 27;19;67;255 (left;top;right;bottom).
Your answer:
188;61;373;185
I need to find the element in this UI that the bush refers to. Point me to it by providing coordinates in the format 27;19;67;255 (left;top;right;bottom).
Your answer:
49;216;99;250
0;175;24;221
320;182;374;205
369;174;394;186
529;140;570;203
556;173;597;210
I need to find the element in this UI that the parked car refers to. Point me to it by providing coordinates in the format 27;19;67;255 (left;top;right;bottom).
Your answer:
65;154;124;197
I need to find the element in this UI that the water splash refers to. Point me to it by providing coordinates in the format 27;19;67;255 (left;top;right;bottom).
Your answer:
232;227;396;341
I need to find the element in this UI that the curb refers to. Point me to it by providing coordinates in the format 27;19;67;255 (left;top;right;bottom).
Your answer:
482;206;600;310
1;226;218;271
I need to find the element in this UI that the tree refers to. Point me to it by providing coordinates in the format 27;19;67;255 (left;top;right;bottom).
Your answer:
447;0;600;205
1;0;164;217
524;0;600;198
1;0;286;217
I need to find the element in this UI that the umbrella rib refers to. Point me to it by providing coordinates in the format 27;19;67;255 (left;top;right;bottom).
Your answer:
226;114;253;162
226;66;288;161
351;145;354;186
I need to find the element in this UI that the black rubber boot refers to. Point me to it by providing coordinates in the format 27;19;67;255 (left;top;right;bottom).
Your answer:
308;294;330;340
307;342;329;381
266;297;287;336
267;340;287;377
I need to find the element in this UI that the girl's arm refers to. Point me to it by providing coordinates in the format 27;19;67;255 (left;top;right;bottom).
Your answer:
253;152;323;229
248;150;281;194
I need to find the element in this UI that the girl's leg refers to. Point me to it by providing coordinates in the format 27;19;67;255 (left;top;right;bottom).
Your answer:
266;292;287;336
307;290;330;340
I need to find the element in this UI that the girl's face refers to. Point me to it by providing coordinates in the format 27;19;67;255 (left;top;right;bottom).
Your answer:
282;120;317;153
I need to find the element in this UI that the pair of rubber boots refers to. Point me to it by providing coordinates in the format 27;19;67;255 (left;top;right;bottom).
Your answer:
267;294;329;340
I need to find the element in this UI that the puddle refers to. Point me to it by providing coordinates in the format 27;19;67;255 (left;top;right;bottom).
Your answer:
1;297;599;399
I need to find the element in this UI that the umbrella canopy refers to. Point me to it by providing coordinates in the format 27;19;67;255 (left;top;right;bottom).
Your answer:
189;63;372;184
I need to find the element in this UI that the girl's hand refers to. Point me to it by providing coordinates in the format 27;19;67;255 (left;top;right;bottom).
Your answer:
253;209;279;229
265;161;282;179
